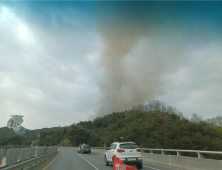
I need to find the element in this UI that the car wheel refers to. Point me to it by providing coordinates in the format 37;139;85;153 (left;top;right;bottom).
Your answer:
136;163;143;169
112;156;114;166
104;156;109;166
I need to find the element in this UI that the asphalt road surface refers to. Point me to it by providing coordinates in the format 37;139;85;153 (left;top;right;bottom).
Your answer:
41;148;180;170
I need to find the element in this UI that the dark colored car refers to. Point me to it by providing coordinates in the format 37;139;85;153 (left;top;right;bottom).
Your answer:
78;144;91;154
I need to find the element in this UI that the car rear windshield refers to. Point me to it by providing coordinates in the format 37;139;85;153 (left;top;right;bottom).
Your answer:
83;145;90;148
119;144;139;149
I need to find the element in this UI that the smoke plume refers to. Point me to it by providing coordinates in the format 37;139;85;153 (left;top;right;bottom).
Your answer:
93;3;198;117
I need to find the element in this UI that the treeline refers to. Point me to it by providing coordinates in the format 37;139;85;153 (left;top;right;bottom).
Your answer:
36;101;222;152
0;135;31;146
0;126;65;146
1;101;222;155
66;110;222;151
36;128;67;146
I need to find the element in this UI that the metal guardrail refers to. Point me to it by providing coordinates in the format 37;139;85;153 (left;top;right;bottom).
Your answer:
92;147;222;159
141;148;222;158
0;146;57;169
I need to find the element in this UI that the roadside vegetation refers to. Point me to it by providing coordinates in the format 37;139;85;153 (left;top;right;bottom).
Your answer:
1;101;222;155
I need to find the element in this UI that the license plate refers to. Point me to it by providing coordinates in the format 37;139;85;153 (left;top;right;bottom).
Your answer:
127;158;136;161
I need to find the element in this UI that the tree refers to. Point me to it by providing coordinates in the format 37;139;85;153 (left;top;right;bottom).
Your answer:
63;139;71;146
191;113;203;124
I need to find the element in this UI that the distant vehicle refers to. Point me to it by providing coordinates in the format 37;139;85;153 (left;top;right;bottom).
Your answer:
104;142;143;169
78;144;91;154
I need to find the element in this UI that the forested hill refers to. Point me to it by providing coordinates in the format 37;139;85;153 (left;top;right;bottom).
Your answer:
0;127;12;137
1;106;222;152
66;110;222;151
0;126;64;145
30;109;222;151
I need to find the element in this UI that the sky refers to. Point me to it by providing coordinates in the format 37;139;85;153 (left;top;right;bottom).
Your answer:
0;1;222;129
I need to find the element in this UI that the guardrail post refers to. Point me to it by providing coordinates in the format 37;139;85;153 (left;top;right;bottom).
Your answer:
176;151;181;156
161;150;165;155
150;150;153;153
197;152;203;158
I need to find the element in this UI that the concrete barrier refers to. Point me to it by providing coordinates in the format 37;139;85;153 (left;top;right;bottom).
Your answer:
12;149;20;164
2;151;57;170
142;152;222;170
29;148;36;158
18;148;29;162
36;147;44;157
0;146;57;169
6;149;16;166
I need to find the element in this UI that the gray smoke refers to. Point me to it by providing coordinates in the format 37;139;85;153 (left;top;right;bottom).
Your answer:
93;4;193;118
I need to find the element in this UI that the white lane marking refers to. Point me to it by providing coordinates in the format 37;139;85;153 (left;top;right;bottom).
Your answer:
71;151;99;170
143;165;160;170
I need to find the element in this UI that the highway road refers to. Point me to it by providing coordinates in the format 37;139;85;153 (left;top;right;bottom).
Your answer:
40;148;180;170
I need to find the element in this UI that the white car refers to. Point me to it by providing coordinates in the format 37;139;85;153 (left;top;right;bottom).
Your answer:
104;142;143;169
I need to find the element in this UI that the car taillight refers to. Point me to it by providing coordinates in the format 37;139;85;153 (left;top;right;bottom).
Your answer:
117;149;125;153
136;149;141;152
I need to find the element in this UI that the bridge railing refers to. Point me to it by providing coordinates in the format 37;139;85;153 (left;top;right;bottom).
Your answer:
91;147;222;159
141;148;222;159
0;146;57;169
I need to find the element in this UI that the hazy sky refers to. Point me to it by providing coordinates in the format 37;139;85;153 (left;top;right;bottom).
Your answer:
0;2;222;129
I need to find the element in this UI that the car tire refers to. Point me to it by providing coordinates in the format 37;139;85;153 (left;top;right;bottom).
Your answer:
136;163;143;169
104;156;109;166
112;156;114;167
